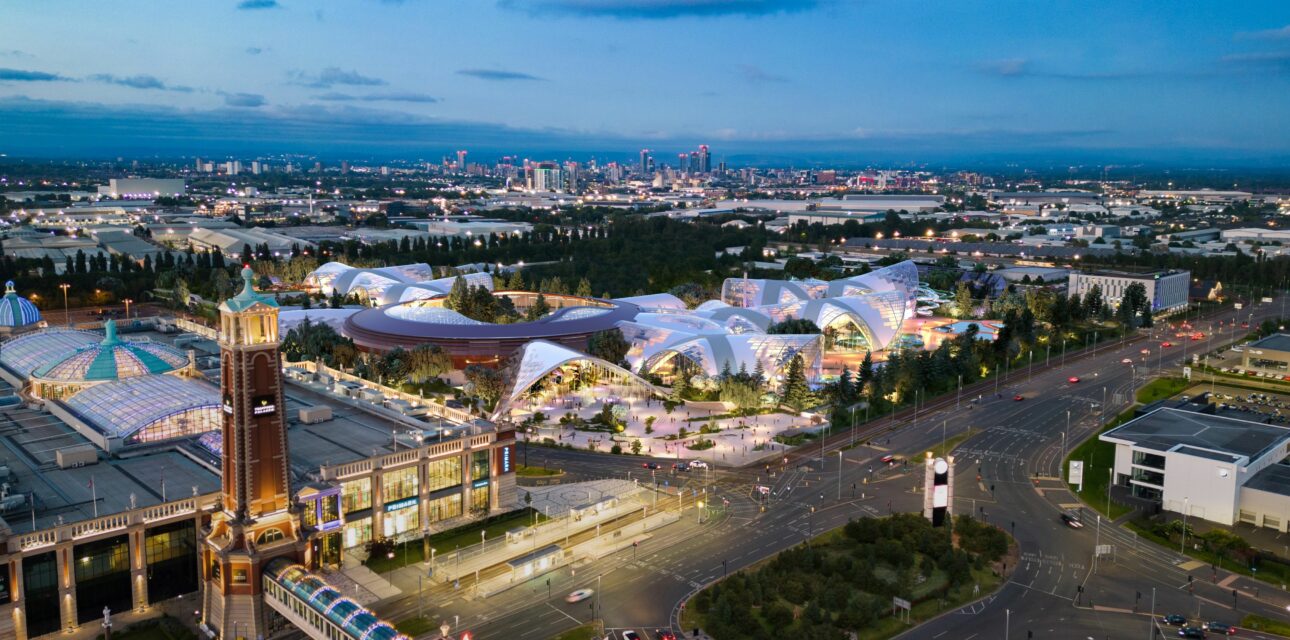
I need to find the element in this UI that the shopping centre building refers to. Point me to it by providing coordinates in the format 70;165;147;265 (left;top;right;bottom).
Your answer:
0;273;516;639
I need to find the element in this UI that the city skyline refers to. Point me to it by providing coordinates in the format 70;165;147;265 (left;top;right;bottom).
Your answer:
2;1;1290;164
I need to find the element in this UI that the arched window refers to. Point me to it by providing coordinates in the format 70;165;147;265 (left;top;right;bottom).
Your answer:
257;528;285;545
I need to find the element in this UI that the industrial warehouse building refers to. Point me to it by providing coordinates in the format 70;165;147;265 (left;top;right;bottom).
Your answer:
1101;406;1290;531
1067;269;1191;315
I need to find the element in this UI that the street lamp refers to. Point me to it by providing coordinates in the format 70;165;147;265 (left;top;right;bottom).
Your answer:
59;283;71;326
123;298;133;319
1181;497;1190;554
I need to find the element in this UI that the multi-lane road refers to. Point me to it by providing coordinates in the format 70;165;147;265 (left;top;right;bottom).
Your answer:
379;298;1290;640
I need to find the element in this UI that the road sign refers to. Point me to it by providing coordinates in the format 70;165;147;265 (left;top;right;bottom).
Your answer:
892;597;911;610
1069;461;1084;491
1095;544;1113;557
1183;366;1192;380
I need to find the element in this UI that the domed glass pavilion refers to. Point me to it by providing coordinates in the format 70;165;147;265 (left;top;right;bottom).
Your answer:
28;319;194;399
0;280;44;336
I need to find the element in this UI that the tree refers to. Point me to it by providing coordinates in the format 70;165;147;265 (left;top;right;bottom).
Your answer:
506;269;525;290
767;318;822;334
1083;284;1104;318
858;351;874;389
587;329;630;366
630;439;642;455
445;276;470;312
408;344;453;382
525;293;551;321
464;365;504;409
575;277;593;298
953;282;974;319
780;355;811;411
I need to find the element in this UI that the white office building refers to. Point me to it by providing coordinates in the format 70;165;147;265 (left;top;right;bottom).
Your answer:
1067;269;1190;314
97;178;186;198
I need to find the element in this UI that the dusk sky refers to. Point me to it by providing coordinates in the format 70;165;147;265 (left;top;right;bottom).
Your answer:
3;0;1290;164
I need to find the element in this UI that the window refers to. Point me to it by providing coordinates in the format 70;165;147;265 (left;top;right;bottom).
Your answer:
145;520;198;603
320;494;340;524
344;517;372;549
470;451;490;482
470;485;490;514
427;457;462;492
341;477;372;514
382;466;418;503
1131;451;1166;470
257;528;285;545
74;534;132;624
426;494;462;524
303;501;319;527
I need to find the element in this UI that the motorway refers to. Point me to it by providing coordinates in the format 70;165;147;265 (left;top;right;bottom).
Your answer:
376;299;1290;640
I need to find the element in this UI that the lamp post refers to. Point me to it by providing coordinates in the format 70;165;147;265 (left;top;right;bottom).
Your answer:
59;283;70;326
1181;497;1190;554
123;298;133;319
102;606;112;640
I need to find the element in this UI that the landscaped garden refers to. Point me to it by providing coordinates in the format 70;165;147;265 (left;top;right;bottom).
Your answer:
683;514;1009;640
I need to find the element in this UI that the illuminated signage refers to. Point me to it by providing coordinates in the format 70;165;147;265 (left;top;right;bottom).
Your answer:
473;479;490;489
385;497;418;511
932;485;948;508
502;446;512;474
924;456;953;527
222;395;233;414
253;395;276;416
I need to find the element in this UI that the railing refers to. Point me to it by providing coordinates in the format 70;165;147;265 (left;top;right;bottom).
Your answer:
321;431;497;479
12;493;218;552
174;317;218;339
283;359;476;424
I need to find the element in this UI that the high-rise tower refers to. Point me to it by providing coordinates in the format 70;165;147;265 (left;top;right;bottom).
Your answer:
202;267;304;640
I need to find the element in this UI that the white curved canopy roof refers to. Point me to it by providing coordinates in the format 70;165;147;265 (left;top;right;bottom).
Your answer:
493;340;659;419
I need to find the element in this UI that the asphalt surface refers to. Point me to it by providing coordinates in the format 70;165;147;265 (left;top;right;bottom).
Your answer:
372;299;1290;640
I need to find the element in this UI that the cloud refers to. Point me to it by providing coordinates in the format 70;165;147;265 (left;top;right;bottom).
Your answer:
221;92;267;107
456;68;544;81
0;50;32;58
289;67;386;88
236;0;279;9
314;91;439;103
1236;25;1290;41
1221;50;1290;73
245;47;265;55
87;74;194;92
498;0;820;19
976;57;1145;80
738;64;788;83
0;67;67;82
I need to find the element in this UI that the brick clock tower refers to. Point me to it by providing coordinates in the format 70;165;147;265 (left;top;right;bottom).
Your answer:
203;268;304;640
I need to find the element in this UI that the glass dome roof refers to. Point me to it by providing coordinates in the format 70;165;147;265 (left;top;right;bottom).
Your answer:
0;281;41;327
33;319;189;382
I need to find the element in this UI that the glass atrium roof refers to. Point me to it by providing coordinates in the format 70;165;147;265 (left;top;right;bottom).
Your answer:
65;375;220;440
266;559;410;640
33;320;188;382
0;329;100;377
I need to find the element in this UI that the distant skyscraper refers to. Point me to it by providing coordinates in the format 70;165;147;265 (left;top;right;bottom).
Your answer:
340;161;351;174
529;161;564;192
640;149;652;175
195;157;204;172
690;151;700;174
457;150;468;172
698;145;711;173
678;153;690;174
251;160;262;175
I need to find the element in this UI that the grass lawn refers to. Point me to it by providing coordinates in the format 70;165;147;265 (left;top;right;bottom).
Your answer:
1126;521;1290;587
516;464;561;476
551;623;600;640
365;508;547;573
1135;376;1191;404
394;616;438;637
1242;614;1290;636
856;565;1001;640
928;428;976;460
1064;407;1137;520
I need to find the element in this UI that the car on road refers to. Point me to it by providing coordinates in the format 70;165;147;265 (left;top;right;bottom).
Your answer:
642;462;660;470
1122;358;1133;364
654;630;676;640
672;462;690;472
689;460;709;469
880;454;897;464
1060;512;1084;528
1161;615;1187;626
1162;341;1173;348
1013;394;1024;401
1068;376;1081;383
622;632;642;640
1241;322;1250;328
565;589;594;603
1179;626;1206;638
1203;622;1236;635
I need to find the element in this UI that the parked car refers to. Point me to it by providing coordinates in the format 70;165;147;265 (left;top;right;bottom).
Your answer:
622;631;642;640
654;630;677;640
